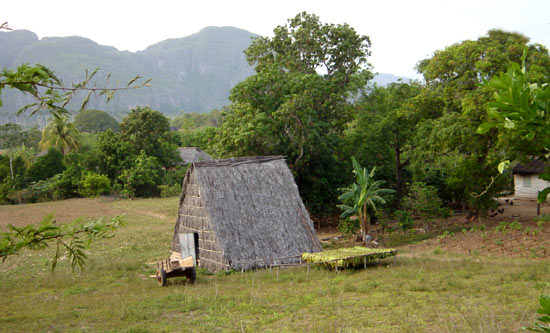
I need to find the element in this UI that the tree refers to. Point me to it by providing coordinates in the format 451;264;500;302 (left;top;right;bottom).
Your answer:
403;182;446;232
26;148;65;183
215;12;372;212
39;116;80;154
338;157;394;245
74;109;119;133
119;150;164;197
345;82;422;207
411;30;550;215
119;106;181;167
0;22;143;269
478;50;550;201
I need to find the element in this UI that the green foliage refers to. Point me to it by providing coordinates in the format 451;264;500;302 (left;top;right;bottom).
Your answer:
0;63;150;118
409;30;549;214
26;148;65;183
79;172;111;197
119;151;164;197
337;217;360;237
395;210;414;231
39;115;80;154
338;157;394;242
403;182;445;230
159;184;181;198
479;49;550;202
0;123;40;149
74;109;119;133
525;295;550;332
345;82;422;206
96;129;135;181
119;106;181;167
216;12;372;213
0;214;125;271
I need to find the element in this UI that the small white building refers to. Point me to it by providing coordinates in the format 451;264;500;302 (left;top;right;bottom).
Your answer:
513;160;550;200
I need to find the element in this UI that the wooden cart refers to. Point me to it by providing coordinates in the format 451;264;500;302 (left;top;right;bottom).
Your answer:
155;233;197;286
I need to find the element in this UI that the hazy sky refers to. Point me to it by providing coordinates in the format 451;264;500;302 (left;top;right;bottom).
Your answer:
4;0;550;78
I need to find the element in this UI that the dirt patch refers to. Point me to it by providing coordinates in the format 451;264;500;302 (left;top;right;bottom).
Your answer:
401;223;550;258
318;199;550;258
399;199;550;258
0;197;123;228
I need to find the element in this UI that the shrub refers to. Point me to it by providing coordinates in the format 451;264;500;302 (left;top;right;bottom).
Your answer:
159;184;181;198
338;217;360;237
395;210;414;231
79;172;111;197
119;151;163;197
524;295;550;332
26;148;65;183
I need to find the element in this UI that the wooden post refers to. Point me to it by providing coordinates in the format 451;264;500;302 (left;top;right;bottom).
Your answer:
538;191;541;216
363;256;367;269
307;263;310;280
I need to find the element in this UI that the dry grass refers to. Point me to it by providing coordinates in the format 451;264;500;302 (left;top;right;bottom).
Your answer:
0;196;549;332
0;197;123;228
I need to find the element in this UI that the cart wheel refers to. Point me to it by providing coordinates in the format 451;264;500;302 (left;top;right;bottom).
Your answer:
185;267;197;284
156;268;167;287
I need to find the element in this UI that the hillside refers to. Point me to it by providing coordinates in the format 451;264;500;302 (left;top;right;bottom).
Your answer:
0;27;255;119
0;27;409;123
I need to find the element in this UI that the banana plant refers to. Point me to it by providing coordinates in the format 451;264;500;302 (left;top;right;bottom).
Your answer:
338;157;394;245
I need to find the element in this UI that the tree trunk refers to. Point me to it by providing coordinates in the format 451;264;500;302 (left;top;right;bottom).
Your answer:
9;153;14;180
361;207;370;246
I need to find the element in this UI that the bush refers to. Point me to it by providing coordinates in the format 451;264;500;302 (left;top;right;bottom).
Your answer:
524;295;550;332
26;148;65;183
119;151;163;197
159;184;181;197
395;210;414;231
338;217;360;237
79;172;111;197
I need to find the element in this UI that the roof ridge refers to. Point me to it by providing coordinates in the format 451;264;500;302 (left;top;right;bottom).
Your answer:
194;155;285;168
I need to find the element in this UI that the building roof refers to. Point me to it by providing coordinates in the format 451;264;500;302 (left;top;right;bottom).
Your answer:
177;147;212;164
512;159;546;175
174;155;321;270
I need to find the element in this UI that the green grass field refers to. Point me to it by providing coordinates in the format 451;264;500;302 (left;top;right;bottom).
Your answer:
1;197;549;332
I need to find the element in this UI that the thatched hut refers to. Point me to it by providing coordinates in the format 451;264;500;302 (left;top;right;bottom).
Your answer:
172;156;322;272
177;147;212;164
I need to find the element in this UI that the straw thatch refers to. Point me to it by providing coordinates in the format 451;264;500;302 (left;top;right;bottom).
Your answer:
172;156;322;272
177;147;212;164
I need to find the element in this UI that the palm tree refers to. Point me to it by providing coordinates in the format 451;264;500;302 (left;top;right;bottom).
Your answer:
338;157;394;245
39;116;80;154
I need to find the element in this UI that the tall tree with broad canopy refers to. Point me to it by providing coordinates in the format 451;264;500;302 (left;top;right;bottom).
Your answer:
119;106;181;168
215;12;373;212
345;82;422;207
478;49;550;202
411;30;550;215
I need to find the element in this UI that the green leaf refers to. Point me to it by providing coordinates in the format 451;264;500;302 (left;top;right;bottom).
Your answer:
498;160;510;174
538;188;550;203
504;118;515;129
477;122;495;134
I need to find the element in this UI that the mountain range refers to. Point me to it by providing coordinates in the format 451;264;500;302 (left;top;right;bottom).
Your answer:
0;27;410;124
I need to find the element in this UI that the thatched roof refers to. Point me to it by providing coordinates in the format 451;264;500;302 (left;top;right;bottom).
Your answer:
173;155;322;271
513;159;546;175
177;147;212;164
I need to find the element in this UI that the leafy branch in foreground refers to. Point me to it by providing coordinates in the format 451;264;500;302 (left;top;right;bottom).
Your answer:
0;214;126;271
525;295;550;332
0;64;152;118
